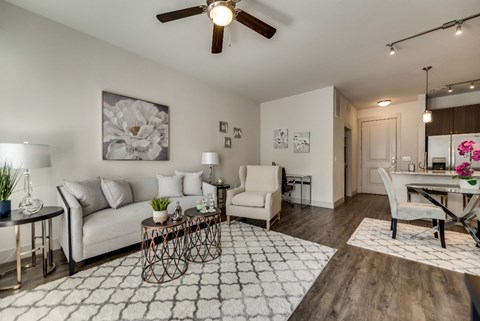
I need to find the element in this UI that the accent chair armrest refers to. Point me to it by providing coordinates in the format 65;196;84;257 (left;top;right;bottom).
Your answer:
226;186;245;206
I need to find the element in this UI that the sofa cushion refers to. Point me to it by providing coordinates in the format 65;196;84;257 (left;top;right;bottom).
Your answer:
100;178;133;209
127;177;157;203
157;175;183;198
63;179;109;216
245;166;278;193
175;170;203;196
231;191;267;208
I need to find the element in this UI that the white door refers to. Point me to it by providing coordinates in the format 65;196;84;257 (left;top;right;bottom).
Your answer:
361;118;397;194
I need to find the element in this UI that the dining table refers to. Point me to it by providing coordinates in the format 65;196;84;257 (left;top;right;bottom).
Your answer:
406;183;480;246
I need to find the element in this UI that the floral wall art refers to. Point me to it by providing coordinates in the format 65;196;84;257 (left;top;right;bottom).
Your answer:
293;132;310;153
102;91;169;160
273;129;288;149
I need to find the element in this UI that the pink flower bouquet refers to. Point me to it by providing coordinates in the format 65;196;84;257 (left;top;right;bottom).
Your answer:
455;140;480;186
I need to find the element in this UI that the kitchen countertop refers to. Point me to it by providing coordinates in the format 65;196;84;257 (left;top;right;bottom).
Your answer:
392;170;480;177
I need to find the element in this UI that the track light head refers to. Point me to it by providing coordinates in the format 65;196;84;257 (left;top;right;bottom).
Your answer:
470;82;475;89
448;86;453;93
389;45;395;55
456;22;463;35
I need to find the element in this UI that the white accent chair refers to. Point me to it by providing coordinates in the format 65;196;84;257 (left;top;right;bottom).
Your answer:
226;165;282;231
377;167;446;248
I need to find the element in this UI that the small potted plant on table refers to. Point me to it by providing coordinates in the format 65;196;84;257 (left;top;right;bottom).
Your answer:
0;161;21;218
149;197;171;223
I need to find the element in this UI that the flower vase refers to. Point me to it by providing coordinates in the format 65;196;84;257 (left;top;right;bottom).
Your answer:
459;179;480;190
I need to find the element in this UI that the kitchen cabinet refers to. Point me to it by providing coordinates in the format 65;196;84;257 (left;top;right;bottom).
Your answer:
426;104;480;136
452;104;480;134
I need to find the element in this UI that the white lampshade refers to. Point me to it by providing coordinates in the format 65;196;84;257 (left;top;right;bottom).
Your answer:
0;143;51;169
202;152;219;165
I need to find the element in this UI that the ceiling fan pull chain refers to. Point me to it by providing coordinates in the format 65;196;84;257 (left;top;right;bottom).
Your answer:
228;25;232;47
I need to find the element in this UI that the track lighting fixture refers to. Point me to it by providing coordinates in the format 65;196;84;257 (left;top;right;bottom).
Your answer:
386;13;479;55
389;45;395;55
455;22;463;35
446;79;480;93
377;100;392;107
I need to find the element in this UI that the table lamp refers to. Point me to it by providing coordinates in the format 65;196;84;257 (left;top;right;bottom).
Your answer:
202;152;219;184
0;142;51;214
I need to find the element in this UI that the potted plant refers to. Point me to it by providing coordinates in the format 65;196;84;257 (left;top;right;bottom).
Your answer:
454;140;480;189
149;197;171;223
0;161;21;218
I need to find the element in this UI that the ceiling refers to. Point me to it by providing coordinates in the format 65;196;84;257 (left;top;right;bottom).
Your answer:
6;0;480;108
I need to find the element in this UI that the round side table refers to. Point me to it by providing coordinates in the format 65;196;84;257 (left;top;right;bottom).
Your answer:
141;215;188;284
184;207;222;263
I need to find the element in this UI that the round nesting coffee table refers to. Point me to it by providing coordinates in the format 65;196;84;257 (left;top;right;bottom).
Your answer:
141;215;188;284
184;207;222;263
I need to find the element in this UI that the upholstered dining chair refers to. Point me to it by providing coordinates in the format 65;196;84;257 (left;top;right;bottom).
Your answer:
226;165;281;231
377;167;446;248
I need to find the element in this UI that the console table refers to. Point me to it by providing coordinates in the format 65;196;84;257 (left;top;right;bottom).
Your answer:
0;206;64;290
286;174;312;207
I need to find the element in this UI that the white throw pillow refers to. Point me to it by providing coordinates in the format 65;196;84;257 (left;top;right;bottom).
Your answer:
63;179;109;216
100;178;133;209
157;175;183;198
175;170;203;196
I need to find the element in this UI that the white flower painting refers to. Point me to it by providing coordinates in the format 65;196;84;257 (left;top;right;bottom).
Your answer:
102;92;169;160
293;132;310;153
273;129;288;148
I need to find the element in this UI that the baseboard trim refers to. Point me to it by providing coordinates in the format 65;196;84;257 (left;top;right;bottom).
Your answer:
334;197;345;208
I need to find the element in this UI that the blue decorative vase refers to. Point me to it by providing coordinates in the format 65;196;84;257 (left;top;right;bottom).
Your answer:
0;200;11;218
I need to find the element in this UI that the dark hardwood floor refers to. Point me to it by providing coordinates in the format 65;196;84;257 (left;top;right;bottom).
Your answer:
0;194;471;321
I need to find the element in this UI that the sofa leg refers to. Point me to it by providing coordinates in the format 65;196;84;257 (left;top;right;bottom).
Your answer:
266;220;270;231
227;215;231;225
69;258;77;276
278;212;281;221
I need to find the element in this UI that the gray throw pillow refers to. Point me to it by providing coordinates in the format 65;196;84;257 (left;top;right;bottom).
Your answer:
101;178;133;209
63;179;109;216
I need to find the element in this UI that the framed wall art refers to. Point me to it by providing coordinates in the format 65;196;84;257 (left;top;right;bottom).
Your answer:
219;121;228;133
293;132;310;153
273;128;288;149
233;127;242;139
224;137;232;148
102;91;169;160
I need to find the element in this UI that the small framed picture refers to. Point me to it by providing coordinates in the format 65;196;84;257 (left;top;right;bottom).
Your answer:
233;127;242;139
224;137;232;148
219;121;228;133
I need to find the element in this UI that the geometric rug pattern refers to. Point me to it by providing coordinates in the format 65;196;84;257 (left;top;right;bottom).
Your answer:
348;217;480;275
0;221;336;321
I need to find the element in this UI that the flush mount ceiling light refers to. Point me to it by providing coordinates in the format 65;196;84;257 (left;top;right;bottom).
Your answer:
446;78;480;93
386;12;480;55
423;66;433;124
377;100;392;107
208;1;234;26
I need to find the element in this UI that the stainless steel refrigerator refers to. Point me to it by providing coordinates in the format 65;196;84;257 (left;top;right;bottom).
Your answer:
427;133;480;170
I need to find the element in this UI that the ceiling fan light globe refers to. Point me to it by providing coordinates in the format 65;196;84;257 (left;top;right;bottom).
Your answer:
209;2;234;26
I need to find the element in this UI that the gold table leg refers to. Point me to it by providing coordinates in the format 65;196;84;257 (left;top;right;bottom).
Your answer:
0;225;22;291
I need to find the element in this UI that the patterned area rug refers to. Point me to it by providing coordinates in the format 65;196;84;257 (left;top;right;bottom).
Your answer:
348;218;480;275
0;221;336;321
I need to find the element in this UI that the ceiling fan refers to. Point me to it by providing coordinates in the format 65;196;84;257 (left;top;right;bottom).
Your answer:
156;0;277;54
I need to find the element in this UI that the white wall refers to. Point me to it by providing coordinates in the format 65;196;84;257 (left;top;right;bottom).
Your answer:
0;2;260;262
357;100;425;189
260;87;335;208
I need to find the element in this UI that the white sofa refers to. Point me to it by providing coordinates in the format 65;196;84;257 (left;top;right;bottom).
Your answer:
57;175;216;275
226;165;281;231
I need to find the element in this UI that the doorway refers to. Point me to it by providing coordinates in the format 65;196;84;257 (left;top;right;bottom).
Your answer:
360;117;397;195
344;127;352;199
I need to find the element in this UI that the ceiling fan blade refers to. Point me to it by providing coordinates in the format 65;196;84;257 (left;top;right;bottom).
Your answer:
235;10;276;39
212;24;224;54
156;6;206;23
